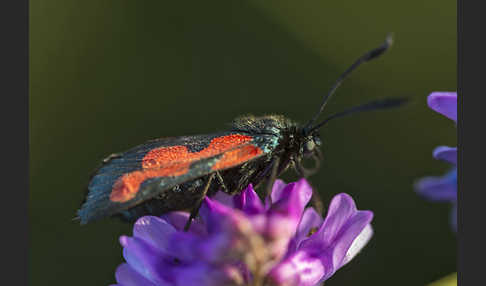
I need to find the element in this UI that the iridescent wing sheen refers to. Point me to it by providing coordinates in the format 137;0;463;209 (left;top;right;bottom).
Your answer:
78;132;276;224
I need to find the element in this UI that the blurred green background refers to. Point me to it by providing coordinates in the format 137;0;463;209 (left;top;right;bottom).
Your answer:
30;1;456;285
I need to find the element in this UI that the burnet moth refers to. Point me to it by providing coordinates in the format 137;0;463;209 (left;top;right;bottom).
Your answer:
78;34;406;227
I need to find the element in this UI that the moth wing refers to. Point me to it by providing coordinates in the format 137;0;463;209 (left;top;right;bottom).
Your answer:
78;132;273;224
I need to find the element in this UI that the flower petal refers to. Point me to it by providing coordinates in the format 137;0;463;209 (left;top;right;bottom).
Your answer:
268;251;326;286
294;178;314;210
198;197;228;230
270;179;289;204
267;180;311;237
264;182;316;262
298;194;373;281
133;216;177;251
415;169;457;202
341;224;373;266
196;197;256;261
314;193;359;245
200;196;247;233
328;210;373;273
172;263;236;286
233;184;264;214
433;146;457;165
271;178;313;211
159;212;206;235
288;208;324;253
167;229;235;263
115;180;369;286
427;92;457;122
114;263;158;286
212;191;235;207
121;236;168;284
296;208;324;241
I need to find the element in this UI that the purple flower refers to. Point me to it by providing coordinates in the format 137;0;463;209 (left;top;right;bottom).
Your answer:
415;92;457;230
112;179;374;286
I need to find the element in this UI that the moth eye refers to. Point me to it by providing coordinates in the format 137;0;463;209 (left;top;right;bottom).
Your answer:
305;140;315;152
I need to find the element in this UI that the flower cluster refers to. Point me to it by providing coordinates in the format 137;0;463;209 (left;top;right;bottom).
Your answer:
112;179;373;286
415;92;457;230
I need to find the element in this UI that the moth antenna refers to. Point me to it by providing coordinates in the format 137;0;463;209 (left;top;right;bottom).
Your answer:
310;97;408;132
304;33;393;134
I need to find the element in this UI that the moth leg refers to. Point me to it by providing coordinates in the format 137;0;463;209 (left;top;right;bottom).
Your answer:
294;159;324;215
308;153;324;214
184;173;216;231
308;182;324;215
215;171;228;193
265;156;280;203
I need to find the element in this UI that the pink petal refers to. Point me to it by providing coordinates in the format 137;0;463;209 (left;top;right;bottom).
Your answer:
296;208;324;242
267;180;311;236
233;184;264;214
315;193;358;245
341;224;374;266
288;208;324;253
329;211;373;272
298;194;373;281
270;178;313;211
270;179;289;203
268;251;326;286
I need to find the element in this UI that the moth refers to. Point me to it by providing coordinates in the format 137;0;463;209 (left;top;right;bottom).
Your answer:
78;35;404;226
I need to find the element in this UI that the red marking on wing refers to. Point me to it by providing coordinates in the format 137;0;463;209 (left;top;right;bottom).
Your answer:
109;134;260;203
212;144;263;170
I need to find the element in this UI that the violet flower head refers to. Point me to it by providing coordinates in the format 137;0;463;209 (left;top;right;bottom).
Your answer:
112;179;374;286
415;92;457;230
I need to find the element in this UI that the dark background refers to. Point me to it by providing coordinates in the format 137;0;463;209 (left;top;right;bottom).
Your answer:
30;1;456;285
